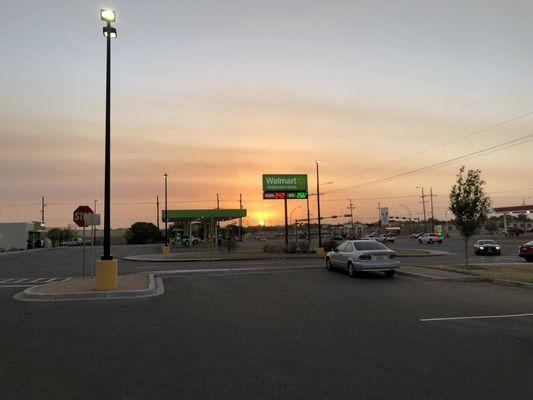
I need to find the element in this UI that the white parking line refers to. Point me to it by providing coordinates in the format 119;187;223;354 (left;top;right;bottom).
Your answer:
44;278;59;283
420;313;533;322
29;278;46;283
13;278;28;283
0;285;34;288
0;278;15;283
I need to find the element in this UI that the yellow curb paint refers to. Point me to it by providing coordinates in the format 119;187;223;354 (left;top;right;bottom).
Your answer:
162;245;171;256
316;247;325;257
95;259;118;290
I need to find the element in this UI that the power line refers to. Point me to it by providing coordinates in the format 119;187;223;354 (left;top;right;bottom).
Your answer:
327;133;533;193
325;109;533;185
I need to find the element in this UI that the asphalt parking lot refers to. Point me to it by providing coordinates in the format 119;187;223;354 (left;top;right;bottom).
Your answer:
1;247;533;399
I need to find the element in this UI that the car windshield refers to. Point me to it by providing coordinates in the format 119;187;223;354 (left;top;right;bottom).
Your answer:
479;240;496;245
353;241;388;251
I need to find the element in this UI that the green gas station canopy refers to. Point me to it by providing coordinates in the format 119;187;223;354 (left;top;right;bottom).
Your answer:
162;209;247;223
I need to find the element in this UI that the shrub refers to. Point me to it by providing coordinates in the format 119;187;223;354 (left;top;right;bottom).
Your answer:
297;240;310;253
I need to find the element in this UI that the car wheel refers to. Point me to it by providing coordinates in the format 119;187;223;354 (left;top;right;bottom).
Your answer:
418;239;422;244
347;262;356;277
325;257;332;271
193;240;199;245
384;270;395;278
525;256;533;263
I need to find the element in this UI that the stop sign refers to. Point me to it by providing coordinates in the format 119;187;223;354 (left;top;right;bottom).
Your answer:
73;205;94;227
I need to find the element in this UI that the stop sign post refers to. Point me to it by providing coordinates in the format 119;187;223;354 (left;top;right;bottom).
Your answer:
73;206;94;278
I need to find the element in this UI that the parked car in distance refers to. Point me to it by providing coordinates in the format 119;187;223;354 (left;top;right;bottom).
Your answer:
60;238;84;246
362;235;376;240
181;235;201;246
504;227;524;237
474;239;501;256
418;233;443;244
325;240;399;278
375;234;395;244
518;241;533;262
409;232;423;239
256;236;267;242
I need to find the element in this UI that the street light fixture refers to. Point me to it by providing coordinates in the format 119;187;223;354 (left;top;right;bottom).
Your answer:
289;205;302;225
100;9;116;22
96;8;118;290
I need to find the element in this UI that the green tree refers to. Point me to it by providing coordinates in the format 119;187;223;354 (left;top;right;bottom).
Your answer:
485;220;498;234
449;167;491;267
47;226;76;245
124;222;162;244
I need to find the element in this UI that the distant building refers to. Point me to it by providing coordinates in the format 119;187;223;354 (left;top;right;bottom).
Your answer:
0;222;46;251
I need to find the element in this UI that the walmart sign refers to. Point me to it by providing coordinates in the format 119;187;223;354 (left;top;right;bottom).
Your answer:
262;174;308;192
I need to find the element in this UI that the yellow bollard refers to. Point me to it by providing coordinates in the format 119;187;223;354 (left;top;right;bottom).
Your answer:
162;245;171;256
316;247;325;257
95;259;118;290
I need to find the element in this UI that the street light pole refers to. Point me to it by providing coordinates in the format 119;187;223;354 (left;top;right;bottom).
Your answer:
102;16;114;261
316;160;322;247
164;173;168;245
99;9;117;261
96;9;118;290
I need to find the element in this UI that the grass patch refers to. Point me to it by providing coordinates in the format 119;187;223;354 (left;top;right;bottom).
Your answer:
394;248;431;256
425;263;533;283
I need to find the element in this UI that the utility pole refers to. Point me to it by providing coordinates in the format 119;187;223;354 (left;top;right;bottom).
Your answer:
156;195;160;230
430;187;435;233
347;198;355;228
315;160;322;247
306;195;311;245
41;196;45;223
378;202;381;234
417;186;428;232
284;197;289;247
239;193;243;241
216;193;220;209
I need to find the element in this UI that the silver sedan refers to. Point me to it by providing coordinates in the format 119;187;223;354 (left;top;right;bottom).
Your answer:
325;240;400;278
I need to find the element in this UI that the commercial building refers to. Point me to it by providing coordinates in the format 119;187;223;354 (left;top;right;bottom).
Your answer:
0;222;46;252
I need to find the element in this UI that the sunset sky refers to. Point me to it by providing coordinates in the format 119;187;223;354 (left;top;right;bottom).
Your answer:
2;0;533;228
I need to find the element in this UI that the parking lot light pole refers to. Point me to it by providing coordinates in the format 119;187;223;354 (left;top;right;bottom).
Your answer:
164;173;168;246
315;160;322;247
96;9;118;290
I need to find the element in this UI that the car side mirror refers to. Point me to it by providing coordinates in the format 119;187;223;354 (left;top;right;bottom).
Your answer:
333;247;339;252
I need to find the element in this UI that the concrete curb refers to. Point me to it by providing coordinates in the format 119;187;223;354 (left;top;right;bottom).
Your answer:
396;270;490;282
491;279;533;289
122;255;320;263
12;274;165;302
122;250;444;263
149;265;324;277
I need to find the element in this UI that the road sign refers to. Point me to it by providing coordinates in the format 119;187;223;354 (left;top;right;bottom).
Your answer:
262;174;308;192
380;207;389;226
84;213;101;226
73;206;93;227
